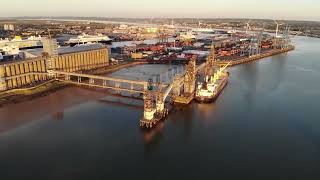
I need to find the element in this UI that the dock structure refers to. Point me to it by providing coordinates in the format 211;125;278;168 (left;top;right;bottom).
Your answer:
48;70;149;93
140;90;168;128
0;42;225;129
216;46;294;67
140;55;209;128
46;59;203;129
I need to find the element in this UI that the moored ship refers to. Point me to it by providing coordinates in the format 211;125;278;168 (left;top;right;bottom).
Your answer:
177;32;196;41
66;33;112;46
195;54;231;103
195;69;229;103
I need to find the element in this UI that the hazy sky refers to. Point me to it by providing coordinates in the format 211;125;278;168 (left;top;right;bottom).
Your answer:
1;0;319;21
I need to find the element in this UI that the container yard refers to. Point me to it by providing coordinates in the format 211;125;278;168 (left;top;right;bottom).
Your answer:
109;25;293;68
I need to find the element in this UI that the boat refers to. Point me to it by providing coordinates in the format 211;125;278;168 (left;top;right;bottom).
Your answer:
66;33;112;46
195;59;231;103
177;32;196;40
192;28;215;34
195;70;229;103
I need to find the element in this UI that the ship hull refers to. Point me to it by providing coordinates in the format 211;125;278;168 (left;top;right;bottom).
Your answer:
195;74;229;103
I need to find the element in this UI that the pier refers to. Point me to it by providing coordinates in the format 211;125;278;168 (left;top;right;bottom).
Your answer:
45;55;208;129
216;46;295;67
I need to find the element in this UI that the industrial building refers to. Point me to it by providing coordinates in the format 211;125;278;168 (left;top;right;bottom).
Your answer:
0;41;110;91
3;24;15;31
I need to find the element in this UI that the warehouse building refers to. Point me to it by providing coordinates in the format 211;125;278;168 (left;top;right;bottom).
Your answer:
0;41;109;91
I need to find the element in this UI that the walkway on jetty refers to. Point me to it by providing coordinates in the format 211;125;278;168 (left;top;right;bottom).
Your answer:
216;46;295;67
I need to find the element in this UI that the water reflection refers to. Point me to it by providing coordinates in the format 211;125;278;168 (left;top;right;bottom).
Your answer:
0;87;107;134
170;105;194;139
268;54;287;91
141;121;165;153
1;37;320;179
238;61;259;109
195;103;218;121
98;97;144;111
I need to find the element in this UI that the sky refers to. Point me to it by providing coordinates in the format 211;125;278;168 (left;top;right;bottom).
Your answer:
1;0;319;21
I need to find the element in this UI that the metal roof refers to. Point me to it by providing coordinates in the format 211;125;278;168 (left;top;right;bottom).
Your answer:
22;43;106;58
58;44;106;55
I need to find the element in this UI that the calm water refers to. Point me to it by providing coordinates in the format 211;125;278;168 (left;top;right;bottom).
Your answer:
0;36;320;179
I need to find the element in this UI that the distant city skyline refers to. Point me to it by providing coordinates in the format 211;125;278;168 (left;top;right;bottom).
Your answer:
1;0;319;21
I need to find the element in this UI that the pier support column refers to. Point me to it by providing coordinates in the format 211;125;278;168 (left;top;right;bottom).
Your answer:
173;76;181;96
103;80;107;87
65;75;70;81
129;84;134;95
173;66;178;75
89;78;95;85
115;82;120;93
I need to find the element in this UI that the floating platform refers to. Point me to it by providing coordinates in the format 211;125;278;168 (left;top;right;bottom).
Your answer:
173;93;194;105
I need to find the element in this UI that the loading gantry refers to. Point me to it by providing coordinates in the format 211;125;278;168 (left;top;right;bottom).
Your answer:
172;56;197;104
204;44;217;82
140;90;157;128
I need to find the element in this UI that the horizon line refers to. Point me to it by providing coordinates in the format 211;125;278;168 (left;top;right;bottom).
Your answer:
0;16;319;23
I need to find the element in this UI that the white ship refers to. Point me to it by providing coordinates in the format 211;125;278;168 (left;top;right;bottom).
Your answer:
0;45;21;61
192;28;215;34
66;33;112;46
195;45;231;103
0;36;43;49
177;32;196;40
195;62;231;103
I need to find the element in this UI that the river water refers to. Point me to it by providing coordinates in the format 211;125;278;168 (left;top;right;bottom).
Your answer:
0;36;319;179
